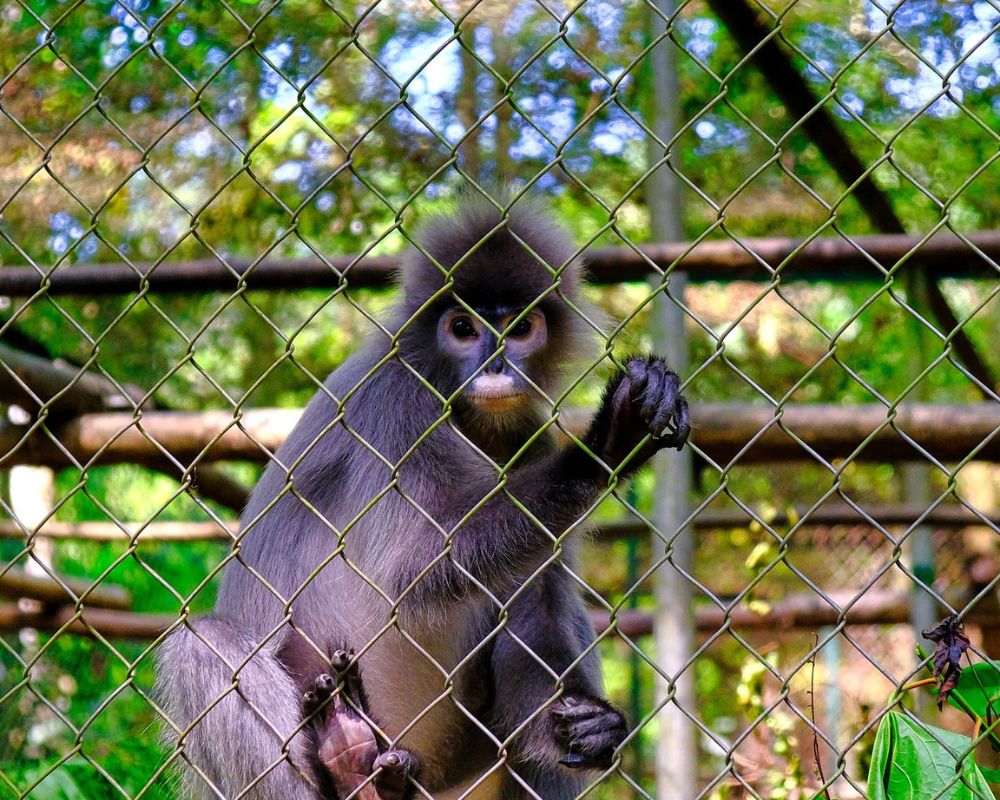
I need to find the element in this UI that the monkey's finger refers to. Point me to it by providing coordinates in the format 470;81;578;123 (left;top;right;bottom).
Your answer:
558;753;589;769
639;360;666;424
665;396;690;449
650;371;680;435
561;715;622;741
559;750;616;771
626;358;649;398
552;702;609;721
553;708;599;722
602;375;634;458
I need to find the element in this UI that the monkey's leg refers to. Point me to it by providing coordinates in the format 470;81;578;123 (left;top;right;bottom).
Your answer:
489;568;627;799
155;616;322;800
305;650;420;800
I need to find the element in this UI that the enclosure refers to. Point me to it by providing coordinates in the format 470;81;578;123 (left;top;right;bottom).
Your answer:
1;0;1000;798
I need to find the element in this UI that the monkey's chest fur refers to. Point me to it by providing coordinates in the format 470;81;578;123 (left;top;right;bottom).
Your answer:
212;353;602;796
358;600;503;790
221;471;552;793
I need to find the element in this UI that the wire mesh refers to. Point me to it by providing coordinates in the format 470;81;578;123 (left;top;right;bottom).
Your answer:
1;0;1000;798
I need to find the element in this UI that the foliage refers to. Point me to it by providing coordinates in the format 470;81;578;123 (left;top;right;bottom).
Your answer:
867;711;995;800
867;648;1000;800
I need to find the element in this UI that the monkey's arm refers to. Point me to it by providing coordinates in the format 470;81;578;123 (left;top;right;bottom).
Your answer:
399;356;688;603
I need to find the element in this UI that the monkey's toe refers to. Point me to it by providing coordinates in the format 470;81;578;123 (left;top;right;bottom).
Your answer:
374;748;418;775
330;648;353;672
303;672;337;715
552;696;627;771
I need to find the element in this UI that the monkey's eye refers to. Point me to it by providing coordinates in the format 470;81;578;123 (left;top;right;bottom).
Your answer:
450;316;478;339
508;318;533;338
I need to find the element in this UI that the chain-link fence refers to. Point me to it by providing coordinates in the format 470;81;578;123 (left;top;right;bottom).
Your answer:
2;0;1000;798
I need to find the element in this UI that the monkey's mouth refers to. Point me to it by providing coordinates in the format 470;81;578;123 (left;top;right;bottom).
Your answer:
466;391;526;413
465;374;527;412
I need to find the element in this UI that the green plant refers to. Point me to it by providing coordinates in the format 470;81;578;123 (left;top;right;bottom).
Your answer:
865;618;1000;800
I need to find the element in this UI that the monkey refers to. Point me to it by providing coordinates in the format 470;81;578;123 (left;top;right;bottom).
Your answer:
155;194;690;800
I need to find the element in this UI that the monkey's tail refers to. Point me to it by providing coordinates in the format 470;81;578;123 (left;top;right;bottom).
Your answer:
155;616;322;800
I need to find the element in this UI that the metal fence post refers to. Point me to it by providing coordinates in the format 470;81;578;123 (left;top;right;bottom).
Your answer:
645;1;696;796
903;270;937;711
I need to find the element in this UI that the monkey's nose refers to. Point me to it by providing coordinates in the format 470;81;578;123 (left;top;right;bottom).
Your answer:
485;357;505;375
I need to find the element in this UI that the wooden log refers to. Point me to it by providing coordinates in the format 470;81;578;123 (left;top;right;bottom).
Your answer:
691;402;1000;465
0;568;131;610
0;519;239;541
593;589;914;639
0;408;301;468
3;402;1000;468
1;230;999;297
184;464;249;512
0;589;922;640
0;342;146;416
4;501;990;543
0;604;174;639
598;501;1000;539
0;340;248;511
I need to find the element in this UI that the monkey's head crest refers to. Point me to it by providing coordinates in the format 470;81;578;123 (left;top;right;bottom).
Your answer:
398;196;584;317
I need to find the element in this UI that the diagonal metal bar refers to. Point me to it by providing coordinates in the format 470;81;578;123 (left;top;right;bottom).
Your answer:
706;0;996;395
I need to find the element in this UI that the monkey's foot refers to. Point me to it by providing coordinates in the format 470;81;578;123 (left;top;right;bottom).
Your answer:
552;695;627;771
304;669;381;799
303;662;420;800
373;749;421;800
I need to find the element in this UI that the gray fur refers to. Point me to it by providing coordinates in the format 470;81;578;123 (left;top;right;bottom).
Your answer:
155;197;648;800
157;618;320;799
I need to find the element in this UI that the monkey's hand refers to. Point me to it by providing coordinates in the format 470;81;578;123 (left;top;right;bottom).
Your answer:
551;695;628;771
584;356;690;476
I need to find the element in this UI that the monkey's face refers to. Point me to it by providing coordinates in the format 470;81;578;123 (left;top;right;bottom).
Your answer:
437;305;549;415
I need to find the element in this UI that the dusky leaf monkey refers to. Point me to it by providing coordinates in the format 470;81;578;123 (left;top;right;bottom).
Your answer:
156;194;690;800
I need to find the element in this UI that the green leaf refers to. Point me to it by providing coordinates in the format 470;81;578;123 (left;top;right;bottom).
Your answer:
936;660;1000;753
19;765;87;800
945;661;1000;721
866;711;994;799
980;766;1000;784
